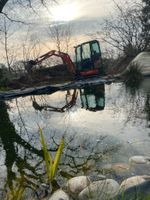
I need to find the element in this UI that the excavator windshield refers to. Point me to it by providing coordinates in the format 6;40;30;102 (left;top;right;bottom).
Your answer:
75;40;104;76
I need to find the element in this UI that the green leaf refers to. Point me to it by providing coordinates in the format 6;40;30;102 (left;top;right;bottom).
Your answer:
39;128;65;182
51;137;65;180
39;128;53;181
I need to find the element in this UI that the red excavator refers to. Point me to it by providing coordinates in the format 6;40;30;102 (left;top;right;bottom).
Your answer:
26;40;105;78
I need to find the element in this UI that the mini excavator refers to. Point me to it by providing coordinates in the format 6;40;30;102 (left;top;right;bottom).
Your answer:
26;40;105;78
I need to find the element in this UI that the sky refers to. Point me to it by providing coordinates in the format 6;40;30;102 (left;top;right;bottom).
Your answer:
3;0;116;31
0;0;120;63
4;0;115;22
48;0;115;21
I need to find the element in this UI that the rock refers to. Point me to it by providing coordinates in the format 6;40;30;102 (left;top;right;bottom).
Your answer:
100;163;130;179
89;174;106;182
128;52;150;76
49;189;69;200
78;179;120;200
129;156;150;164
66;176;90;196
117;181;150;200
111;163;131;180
120;175;150;191
130;162;150;176
112;163;130;171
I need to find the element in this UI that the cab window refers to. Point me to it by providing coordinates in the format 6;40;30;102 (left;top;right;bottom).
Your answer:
82;43;91;60
76;46;81;62
91;42;101;56
76;46;82;70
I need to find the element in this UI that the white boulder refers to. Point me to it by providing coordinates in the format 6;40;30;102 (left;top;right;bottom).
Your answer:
49;189;69;200
66;176;90;196
128;52;150;76
78;179;120;200
120;175;149;191
129;156;150;164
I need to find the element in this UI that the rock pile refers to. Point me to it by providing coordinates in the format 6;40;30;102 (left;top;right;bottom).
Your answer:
48;155;150;200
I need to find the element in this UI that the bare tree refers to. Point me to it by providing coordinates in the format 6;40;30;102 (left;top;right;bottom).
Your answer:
48;23;73;53
3;18;11;72
1;17;17;73
100;0;149;58
0;0;58;14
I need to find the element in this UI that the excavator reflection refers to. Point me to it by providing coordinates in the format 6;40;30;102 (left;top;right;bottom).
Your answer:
32;84;105;112
31;89;78;112
80;84;105;111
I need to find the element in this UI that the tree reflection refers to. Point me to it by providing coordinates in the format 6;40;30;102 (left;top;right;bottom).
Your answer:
0;100;44;197
144;94;150;126
121;82;150;128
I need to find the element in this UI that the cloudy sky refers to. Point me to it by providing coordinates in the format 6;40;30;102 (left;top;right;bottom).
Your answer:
4;0;115;21
3;0;117;30
49;0;115;20
0;0;120;63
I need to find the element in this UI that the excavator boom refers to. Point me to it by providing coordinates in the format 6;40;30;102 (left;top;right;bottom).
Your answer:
26;50;75;74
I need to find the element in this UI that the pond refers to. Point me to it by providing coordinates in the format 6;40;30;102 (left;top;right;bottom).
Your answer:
0;78;150;199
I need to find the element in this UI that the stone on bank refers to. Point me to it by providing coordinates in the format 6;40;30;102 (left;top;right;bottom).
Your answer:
49;189;69;200
78;179;120;200
127;52;150;76
66;176;90;196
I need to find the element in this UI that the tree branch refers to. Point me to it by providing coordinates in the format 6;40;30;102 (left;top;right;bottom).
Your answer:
1;11;28;24
0;0;8;13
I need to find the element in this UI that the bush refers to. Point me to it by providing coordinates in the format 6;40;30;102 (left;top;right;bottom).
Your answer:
123;63;143;87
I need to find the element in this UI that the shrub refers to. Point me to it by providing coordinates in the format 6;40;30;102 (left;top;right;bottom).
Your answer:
123;63;143;87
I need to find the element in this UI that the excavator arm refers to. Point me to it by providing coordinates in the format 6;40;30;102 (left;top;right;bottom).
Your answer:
26;50;76;74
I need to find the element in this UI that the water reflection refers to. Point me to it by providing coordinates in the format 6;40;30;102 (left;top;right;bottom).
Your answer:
0;79;150;199
31;84;105;112
0;92;119;199
32;89;78;112
0;100;45;197
145;94;150;126
80;84;105;111
124;80;150;128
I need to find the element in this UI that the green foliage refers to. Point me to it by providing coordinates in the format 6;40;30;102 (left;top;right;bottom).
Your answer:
39;128;64;182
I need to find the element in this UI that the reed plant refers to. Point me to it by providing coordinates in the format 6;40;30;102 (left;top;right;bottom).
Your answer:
39;128;64;182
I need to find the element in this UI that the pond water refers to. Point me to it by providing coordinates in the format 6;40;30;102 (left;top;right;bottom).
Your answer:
0;78;150;198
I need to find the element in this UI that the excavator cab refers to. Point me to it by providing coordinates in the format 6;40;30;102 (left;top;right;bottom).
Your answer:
75;40;104;77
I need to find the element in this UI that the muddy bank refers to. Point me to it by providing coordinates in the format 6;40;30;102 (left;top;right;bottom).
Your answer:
3;64;74;90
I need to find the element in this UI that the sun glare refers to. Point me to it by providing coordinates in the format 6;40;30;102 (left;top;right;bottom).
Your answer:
51;3;79;22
